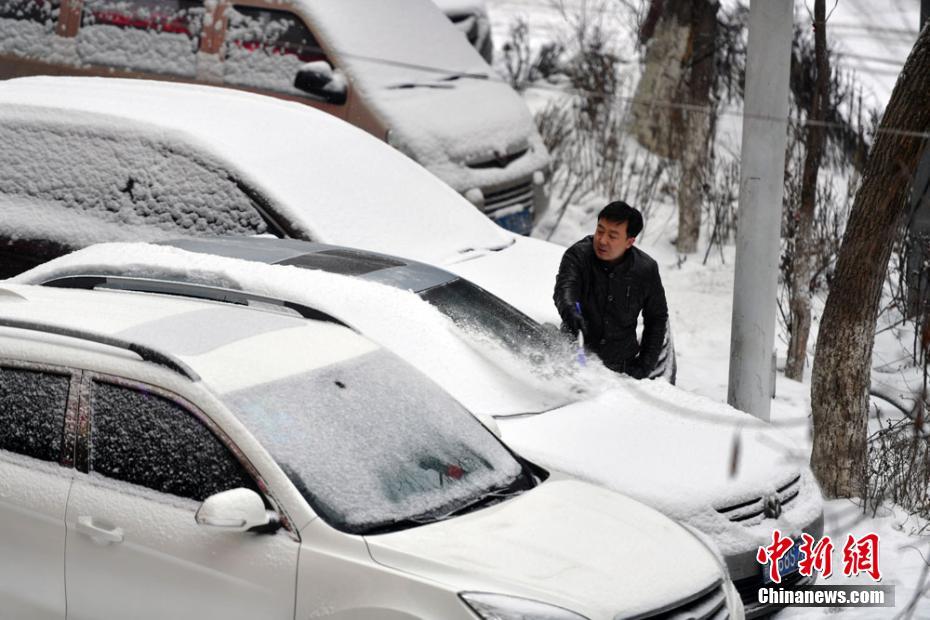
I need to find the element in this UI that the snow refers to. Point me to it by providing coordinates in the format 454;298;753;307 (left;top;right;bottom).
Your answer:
90;380;256;502
0;108;269;237
0;366;68;464
0;16;78;65
367;477;723;620
0;196;183;249
499;384;822;557
76;24;199;77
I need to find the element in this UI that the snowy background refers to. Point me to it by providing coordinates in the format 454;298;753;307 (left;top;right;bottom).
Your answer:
484;0;929;616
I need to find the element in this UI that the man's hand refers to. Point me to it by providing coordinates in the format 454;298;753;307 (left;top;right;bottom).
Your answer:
624;357;649;380
568;313;588;339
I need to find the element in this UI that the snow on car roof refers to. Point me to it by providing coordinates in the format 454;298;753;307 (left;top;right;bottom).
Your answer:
0;76;514;264
0;283;378;393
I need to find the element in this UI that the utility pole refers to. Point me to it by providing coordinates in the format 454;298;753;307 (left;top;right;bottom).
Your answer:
727;0;793;421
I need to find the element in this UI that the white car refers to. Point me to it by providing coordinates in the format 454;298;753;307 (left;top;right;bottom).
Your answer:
0;282;742;619
16;238;823;617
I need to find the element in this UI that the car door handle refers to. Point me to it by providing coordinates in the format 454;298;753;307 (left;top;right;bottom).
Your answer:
76;516;124;545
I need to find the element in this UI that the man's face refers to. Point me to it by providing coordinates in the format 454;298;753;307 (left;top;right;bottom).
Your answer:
593;218;635;262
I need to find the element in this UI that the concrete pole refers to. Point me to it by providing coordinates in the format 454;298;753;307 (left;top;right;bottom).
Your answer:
727;0;793;421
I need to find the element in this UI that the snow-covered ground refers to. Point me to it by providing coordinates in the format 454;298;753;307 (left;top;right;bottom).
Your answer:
486;0;930;616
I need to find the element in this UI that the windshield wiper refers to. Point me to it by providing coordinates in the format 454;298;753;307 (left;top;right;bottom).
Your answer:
360;477;529;535
387;72;489;90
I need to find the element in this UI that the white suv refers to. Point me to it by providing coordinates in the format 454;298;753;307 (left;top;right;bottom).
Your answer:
0;283;742;620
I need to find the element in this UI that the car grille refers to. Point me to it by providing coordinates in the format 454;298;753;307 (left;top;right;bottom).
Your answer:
483;180;534;216
623;580;728;620
715;474;802;524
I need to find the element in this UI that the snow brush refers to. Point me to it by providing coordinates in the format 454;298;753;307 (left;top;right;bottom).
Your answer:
574;301;586;367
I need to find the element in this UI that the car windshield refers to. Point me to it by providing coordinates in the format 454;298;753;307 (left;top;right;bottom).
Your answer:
222;348;529;534
419;278;581;409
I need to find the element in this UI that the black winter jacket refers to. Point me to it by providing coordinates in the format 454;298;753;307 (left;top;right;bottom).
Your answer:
553;237;668;377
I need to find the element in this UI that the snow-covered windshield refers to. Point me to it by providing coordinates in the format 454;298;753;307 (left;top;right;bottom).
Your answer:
420;278;583;409
304;0;486;89
222;348;527;534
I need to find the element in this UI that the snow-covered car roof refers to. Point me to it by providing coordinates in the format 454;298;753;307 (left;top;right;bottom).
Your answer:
0;76;514;264
0;282;380;396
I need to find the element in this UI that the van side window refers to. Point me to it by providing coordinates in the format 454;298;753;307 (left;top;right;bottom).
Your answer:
223;6;326;96
0;121;272;244
89;381;258;502
0;0;60;58
78;0;204;77
0;366;68;463
0;0;57;24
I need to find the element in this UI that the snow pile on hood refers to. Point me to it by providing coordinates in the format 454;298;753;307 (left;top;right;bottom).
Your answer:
499;382;824;555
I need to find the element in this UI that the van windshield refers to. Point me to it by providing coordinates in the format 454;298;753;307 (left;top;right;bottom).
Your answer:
222;349;530;534
301;0;486;88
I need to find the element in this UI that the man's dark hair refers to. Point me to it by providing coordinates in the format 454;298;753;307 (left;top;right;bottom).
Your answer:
597;201;643;237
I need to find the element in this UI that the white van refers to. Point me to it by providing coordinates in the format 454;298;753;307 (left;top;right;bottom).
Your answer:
0;0;548;234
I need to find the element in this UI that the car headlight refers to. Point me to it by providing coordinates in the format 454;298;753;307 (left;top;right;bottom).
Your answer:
460;592;590;620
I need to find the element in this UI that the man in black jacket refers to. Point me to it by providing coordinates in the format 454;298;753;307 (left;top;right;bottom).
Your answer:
553;201;668;379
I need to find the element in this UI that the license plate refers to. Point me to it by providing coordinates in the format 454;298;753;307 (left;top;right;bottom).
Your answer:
491;207;534;235
763;538;802;583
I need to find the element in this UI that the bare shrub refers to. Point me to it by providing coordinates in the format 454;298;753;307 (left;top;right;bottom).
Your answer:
500;17;565;92
701;157;740;264
867;389;930;519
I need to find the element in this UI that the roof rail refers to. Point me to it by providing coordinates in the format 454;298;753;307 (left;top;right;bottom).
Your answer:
42;275;352;329
0;318;200;381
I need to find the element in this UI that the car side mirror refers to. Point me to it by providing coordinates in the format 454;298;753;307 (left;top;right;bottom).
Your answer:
195;488;269;532
294;61;347;105
474;412;502;439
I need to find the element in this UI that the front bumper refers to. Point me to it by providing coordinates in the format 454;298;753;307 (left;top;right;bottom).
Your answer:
724;511;825;618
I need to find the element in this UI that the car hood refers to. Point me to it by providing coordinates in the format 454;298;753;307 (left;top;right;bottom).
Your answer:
365;478;723;619
446;235;565;324
372;79;551;193
498;383;824;555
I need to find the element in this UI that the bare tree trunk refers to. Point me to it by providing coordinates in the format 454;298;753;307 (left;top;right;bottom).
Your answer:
785;0;829;380
810;24;930;499
676;0;718;254
630;0;691;159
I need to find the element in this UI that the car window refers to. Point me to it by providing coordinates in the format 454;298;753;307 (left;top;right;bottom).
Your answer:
223;349;527;534
0;366;68;463
0;0;61;60
223;5;327;96
0;0;57;24
89;380;257;502
0;120;271;247
78;0;204;77
419;278;580;410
